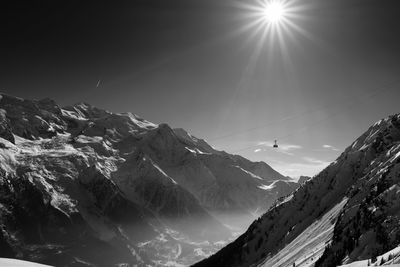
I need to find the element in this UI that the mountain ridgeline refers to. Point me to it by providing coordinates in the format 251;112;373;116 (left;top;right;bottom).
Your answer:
194;113;400;267
0;93;298;266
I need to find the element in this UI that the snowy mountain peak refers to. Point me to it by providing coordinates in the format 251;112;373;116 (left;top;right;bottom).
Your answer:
65;101;111;118
173;127;216;154
349;113;400;152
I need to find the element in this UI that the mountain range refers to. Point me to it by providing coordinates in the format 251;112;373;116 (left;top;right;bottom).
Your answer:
0;93;298;266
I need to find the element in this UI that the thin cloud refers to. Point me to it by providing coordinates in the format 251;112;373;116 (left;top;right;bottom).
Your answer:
322;144;340;151
279;150;295;156
257;141;302;156
280;144;303;151
303;157;330;165
254;148;262;153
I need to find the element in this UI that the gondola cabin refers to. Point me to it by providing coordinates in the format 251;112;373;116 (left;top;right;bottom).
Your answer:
273;140;278;148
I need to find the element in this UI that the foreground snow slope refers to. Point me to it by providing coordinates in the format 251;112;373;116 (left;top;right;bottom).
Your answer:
339;244;400;266
0;258;52;267
194;113;400;267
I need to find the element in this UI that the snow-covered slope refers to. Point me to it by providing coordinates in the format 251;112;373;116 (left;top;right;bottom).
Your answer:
194;113;400;267
339;244;400;266
0;258;52;267
0;132;157;266
259;197;348;267
0;93;295;266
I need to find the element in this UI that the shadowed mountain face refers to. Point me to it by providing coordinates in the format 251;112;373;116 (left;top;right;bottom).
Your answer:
194;113;400;267
0;93;297;266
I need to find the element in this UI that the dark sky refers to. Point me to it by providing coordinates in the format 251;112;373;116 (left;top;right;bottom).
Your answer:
1;0;400;176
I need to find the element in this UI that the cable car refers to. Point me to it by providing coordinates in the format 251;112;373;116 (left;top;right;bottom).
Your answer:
273;140;278;148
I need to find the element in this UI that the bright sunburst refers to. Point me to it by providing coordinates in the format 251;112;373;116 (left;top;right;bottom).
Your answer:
234;0;306;44
223;0;313;108
262;1;287;24
231;0;311;56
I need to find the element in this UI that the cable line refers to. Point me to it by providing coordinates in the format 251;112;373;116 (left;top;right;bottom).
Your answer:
228;78;400;154
208;77;400;142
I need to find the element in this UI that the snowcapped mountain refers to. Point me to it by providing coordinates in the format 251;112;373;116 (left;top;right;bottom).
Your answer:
194;113;400;267
0;93;295;266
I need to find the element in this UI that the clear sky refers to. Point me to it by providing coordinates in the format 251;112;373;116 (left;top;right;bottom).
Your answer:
1;0;400;177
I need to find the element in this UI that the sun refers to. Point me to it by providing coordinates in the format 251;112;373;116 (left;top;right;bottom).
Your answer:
230;0;310;66
262;1;287;24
